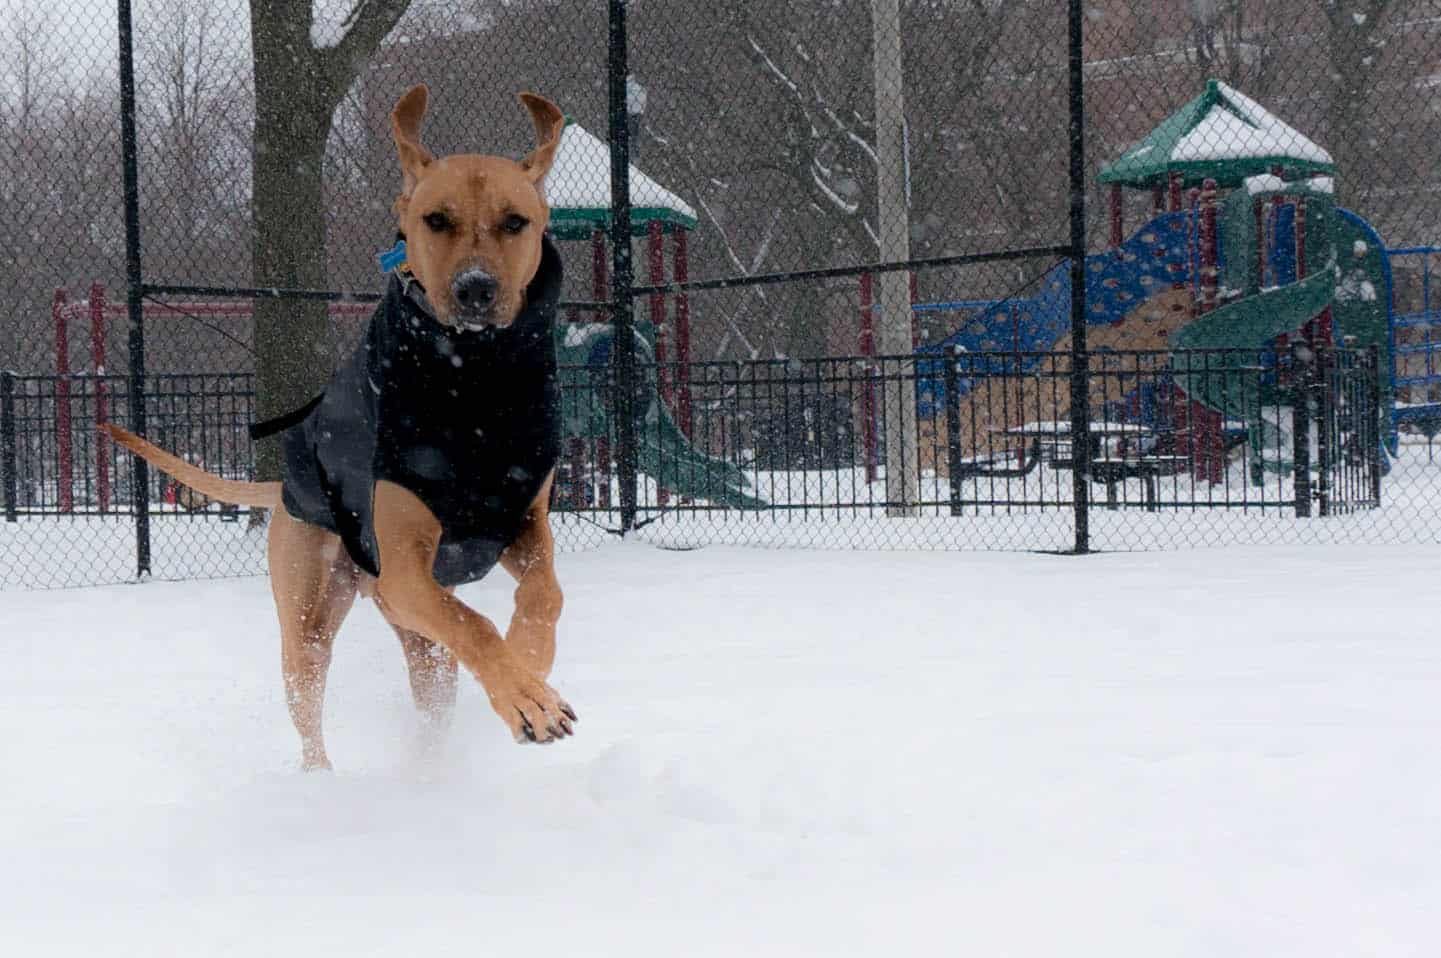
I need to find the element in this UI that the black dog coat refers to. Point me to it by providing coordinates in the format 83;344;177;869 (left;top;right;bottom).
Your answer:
268;237;563;587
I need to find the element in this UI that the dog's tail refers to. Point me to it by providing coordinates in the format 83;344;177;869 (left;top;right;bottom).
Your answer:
101;424;283;508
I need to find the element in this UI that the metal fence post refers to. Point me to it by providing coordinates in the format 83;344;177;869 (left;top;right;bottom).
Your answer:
1291;343;1312;518
118;0;150;574
943;346;963;516
607;0;638;533
1;371;17;522
1066;0;1090;553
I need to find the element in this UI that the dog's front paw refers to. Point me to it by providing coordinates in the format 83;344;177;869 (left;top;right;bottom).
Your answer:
486;666;577;744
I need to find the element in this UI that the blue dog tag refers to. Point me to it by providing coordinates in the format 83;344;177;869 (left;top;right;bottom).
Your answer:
377;239;408;273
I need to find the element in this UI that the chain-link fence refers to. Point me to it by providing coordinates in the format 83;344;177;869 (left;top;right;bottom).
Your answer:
3;0;1439;589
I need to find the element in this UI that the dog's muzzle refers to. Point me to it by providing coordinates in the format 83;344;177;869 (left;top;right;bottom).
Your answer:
452;268;501;329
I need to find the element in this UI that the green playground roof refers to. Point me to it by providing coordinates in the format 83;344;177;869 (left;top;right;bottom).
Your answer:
1098;79;1335;189
546;121;698;240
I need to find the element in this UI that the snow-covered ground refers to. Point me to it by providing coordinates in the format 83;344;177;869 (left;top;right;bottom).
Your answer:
3;542;1437;956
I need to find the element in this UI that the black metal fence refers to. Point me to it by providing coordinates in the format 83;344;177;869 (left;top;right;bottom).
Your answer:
3;343;1387;585
3;0;1440;588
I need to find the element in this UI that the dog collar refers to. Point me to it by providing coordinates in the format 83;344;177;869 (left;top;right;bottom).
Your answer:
396;271;443;323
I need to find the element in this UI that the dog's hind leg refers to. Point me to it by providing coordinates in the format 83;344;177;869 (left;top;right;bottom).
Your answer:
393;627;458;735
268;507;359;771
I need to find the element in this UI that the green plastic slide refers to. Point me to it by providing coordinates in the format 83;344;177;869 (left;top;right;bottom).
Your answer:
554;322;766;509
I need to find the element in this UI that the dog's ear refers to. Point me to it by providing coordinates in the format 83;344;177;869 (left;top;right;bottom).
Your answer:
518;92;564;186
391;84;435;197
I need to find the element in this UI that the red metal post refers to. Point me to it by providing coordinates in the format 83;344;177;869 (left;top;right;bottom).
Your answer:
1293;195;1332;347
648;221;668;401
1168;171;1183;213
53;289;74;513
1109;183;1123;248
593;435;612;509
1152;185;1165;218
1295;195;1307;285
590;230;611;509
673;229;692;437
859;272;877;484
647;221;669;507
1192;179;1224;483
1254;198;1266;290
1270;164;1286;288
90;283;109;513
1183;186;1201;293
1198;179;1219;315
591;229;608;303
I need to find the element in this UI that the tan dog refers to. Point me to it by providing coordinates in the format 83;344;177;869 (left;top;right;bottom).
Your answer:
105;85;575;770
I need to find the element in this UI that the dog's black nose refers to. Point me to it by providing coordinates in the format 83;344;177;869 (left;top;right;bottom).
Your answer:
452;270;498;310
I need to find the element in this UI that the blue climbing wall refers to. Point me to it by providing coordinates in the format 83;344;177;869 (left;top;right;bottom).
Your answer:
916;211;1196;416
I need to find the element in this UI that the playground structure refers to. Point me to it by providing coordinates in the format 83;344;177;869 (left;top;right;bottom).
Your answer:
907;79;1431;493
540;119;762;511
29;82;1439;518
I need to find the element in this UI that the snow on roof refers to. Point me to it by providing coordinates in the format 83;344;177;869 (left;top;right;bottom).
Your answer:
1243;173;1336;196
1243;173;1288;195
546;122;697;220
1098;80;1336;189
1173;82;1332;166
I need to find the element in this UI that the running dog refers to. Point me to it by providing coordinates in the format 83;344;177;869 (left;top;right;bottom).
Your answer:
105;85;576;769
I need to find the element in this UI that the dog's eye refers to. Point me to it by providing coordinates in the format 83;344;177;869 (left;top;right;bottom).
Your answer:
423;211;451;232
501;214;529;235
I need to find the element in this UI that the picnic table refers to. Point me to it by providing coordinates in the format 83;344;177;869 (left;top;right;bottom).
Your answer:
992;420;1150;467
992;420;1186;511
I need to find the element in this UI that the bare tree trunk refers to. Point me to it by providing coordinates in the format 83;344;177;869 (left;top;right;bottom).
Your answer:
1320;0;1397;210
250;57;331;482
248;0;410;481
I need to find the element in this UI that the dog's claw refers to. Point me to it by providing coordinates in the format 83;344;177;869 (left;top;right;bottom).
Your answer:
560;703;577;722
500;671;574;745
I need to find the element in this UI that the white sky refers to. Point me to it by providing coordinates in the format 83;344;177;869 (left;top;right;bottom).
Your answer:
0;0;419;89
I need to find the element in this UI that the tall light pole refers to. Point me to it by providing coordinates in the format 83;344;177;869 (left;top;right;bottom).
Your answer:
871;0;918;515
